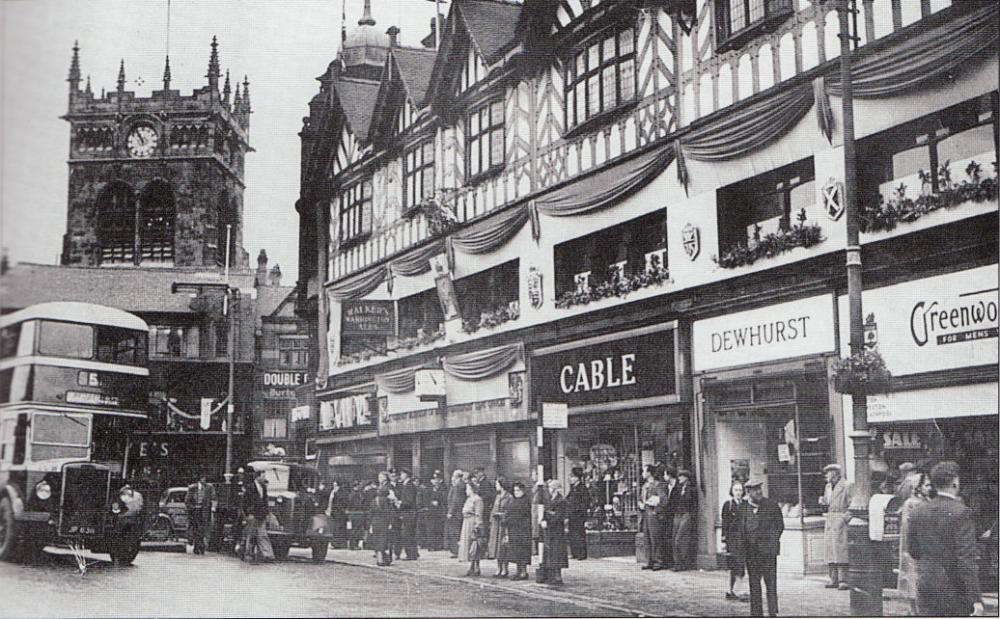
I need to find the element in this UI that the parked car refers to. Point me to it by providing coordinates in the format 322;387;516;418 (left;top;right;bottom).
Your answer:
143;487;188;543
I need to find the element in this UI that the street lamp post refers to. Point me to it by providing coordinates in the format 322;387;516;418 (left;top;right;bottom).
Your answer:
833;0;883;614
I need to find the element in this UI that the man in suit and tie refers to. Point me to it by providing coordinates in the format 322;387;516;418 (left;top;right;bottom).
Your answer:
742;479;784;617
185;474;215;555
640;464;670;571
907;460;984;617
241;468;275;563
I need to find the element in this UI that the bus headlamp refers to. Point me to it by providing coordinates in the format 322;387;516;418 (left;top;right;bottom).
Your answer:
34;481;52;501
111;502;122;514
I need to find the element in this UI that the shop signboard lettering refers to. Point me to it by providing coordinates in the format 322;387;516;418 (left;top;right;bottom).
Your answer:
838;264;998;376
257;371;309;400
341;300;395;336
533;329;678;407
693;295;836;372
319;394;373;430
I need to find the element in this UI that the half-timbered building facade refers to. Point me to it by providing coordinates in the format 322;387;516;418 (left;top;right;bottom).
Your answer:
296;0;998;574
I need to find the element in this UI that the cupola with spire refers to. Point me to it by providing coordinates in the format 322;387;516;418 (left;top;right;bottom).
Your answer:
341;0;390;80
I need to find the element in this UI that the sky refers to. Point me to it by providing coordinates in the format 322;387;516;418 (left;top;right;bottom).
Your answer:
1;0;441;280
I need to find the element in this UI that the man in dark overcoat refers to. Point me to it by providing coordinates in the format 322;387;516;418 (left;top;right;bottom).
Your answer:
445;469;466;558
566;467;591;560
185;474;215;555
423;471;447;550
671;469;697;570
907;461;984;617
396;468;419;560
742;480;784;617
538;479;569;585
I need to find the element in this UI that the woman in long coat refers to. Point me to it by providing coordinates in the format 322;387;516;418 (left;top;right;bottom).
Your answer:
488;478;513;573
368;487;397;566
505;481;533;580
898;472;932;614
721;479;747;600
540;479;569;585
458;480;484;576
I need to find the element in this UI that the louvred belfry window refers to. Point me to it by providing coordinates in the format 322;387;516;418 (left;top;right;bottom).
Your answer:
565;28;636;130
139;180;175;263
97;181;136;265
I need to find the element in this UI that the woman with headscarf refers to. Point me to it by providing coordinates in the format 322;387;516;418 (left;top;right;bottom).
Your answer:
505;481;533;580
458;480;484;576
898;471;933;615
488;477;513;577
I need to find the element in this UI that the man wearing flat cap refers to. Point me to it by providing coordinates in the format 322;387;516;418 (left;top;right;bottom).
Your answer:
566;467;591;560
671;469;697;570
819;463;853;590
742;479;784;617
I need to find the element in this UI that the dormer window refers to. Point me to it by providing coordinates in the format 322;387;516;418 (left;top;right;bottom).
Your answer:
339;179;373;246
467;98;505;181
565;28;636;132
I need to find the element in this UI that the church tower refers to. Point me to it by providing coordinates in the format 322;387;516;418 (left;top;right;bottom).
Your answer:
61;38;252;270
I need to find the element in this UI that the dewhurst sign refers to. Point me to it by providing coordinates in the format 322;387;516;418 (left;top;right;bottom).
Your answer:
693;295;836;372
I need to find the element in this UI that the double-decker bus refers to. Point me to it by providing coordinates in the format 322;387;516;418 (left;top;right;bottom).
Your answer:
0;302;149;563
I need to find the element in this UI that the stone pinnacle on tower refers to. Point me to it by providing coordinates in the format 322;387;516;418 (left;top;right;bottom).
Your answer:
223;70;231;106
163;55;172;90
241;76;251;113
117;59;126;92
233;82;242;113
85;75;92;96
68;41;82;89
207;35;220;90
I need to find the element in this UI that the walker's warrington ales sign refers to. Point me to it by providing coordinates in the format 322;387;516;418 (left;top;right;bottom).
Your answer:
533;328;678;407
341;300;395;336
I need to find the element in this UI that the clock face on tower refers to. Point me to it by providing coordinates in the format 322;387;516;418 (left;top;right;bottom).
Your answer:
126;125;159;158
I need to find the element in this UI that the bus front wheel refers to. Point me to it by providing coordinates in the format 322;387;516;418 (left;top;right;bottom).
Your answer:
0;497;20;562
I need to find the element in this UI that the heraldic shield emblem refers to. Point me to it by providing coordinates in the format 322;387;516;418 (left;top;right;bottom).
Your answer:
822;177;845;221
682;223;700;261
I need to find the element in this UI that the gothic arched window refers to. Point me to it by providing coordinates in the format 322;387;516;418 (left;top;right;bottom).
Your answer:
96;181;136;264
139;180;175;263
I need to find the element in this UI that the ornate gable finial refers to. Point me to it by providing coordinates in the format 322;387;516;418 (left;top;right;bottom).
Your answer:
359;0;375;26
117;59;126;92
85;75;92;96
162;55;172;90
241;75;251;114
233;82;242;109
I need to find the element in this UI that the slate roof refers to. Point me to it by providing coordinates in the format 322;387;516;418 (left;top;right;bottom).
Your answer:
0;263;254;315
334;77;381;140
459;0;522;63
393;47;436;107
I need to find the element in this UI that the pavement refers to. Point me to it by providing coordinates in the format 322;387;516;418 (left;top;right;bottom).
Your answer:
320;546;999;617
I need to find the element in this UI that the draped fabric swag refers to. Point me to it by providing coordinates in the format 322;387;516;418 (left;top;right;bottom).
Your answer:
450;203;532;255
390;239;445;277
442;343;523;381
533;143;675;217
674;83;814;189
329;265;387;301
375;366;420;394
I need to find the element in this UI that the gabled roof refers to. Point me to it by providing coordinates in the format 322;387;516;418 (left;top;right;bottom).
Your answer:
333;77;381;141
369;46;437;142
392;47;436;107
459;0;523;63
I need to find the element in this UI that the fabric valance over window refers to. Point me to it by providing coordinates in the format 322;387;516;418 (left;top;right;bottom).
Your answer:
442;342;523;381
533;143;675;217
329;265;387;301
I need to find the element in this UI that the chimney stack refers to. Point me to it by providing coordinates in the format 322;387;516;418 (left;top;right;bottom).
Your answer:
268;264;282;287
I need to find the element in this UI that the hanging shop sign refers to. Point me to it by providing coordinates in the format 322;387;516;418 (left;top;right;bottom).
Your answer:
257;371;309;400
319;393;374;430
532;324;681;408
341;300;395;336
693;295;836;372
838;264;998;376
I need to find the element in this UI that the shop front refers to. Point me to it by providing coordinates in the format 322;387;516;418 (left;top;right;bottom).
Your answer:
376;343;533;483
838;264;998;589
692;294;840;575
530;322;690;556
315;386;387;484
